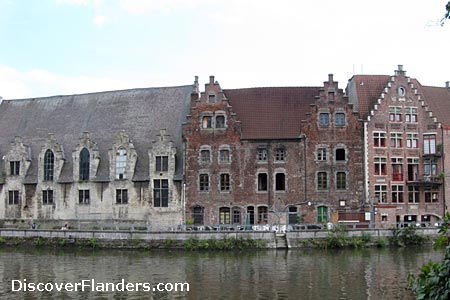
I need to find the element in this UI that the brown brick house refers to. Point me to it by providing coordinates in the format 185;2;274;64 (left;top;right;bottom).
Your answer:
183;75;365;228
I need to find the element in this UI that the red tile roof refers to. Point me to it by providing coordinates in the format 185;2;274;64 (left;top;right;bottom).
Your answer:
417;85;450;126
348;75;390;119
224;87;320;139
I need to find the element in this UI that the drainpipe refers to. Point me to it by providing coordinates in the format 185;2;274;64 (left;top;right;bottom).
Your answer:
442;126;446;217
363;121;373;227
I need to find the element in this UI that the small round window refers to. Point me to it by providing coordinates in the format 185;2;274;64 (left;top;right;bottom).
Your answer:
398;86;406;97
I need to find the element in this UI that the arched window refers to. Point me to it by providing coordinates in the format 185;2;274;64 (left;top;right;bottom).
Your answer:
116;148;127;180
44;149;54;181
79;148;90;180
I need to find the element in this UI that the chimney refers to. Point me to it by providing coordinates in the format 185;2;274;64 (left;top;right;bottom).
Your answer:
395;65;405;76
328;74;334;83
446;81;449;89
209;75;215;85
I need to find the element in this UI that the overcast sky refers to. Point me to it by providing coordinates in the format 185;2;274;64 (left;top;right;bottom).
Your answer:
0;0;449;99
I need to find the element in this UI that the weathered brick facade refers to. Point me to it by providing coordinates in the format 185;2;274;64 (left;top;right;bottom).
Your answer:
183;75;365;227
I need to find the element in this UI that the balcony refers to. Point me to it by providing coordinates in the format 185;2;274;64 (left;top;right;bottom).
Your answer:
406;175;443;186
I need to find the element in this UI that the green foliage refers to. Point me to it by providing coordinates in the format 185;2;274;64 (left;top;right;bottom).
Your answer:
376;237;388;248
0;236;5;245
408;213;450;299
86;237;98;249
320;227;372;249
34;237;44;247
388;225;426;247
183;237;266;251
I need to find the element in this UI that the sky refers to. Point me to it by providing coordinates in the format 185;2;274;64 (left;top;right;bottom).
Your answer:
0;0;449;99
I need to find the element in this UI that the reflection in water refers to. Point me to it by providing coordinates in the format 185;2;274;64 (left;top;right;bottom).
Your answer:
0;247;443;300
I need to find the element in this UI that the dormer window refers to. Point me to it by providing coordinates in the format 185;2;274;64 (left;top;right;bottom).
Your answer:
156;156;169;172
79;148;90;180
44;149;54;181
116;148;127;180
10;161;20;176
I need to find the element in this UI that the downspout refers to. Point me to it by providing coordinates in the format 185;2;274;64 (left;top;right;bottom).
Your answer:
442;126;446;217
363;121;372;227
267;141;271;208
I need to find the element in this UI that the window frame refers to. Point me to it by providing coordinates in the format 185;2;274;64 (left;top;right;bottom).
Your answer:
336;172;346;190
10;161;20;176
319;113;330;126
155;156;169;172
44;149;55;181
116;189;128;204
115;148;127;180
199;173;210;192
334;112;346;126
373;132;386;148
317;172;328;190
8;190;20;205
154;179;169;207
43;189;54;205
220;173;231;192
79;148;90;181
78;189;90;205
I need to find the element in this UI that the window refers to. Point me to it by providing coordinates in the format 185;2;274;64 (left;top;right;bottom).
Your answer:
319;113;330;126
219;207;231;224
199;174;210;192
154;179;169;207
79;148;90;181
424;158;437;176
374;185;387;203
220;174;230;191
407;158;419;181
44;149;54;181
335;113;346;126
406;133;418;148
391;185;404;203
336;172;346;190
288;206;298;224
8;191;20;205
208;94;216;103
408;186;420;203
215;115;225;128
258;173;268;191
391;158;403;181
192;206;204;225
373;132;386;147
425;187;439;203
219;149;230;163
79;190;90;205
275;148;286;161
257;206;268;224
374;157;387;175
423;134;436;154
405;107;417;123
202;116;212;128
335;148;346;161
390;133;403;148
200;149;211;164
257;148;267;161
43;190;53;205
156;156;169;172
317;148;327;161
247;206;255;225
317;206;328;223
116;148;127;180
317;172;328;190
232;207;241;224
10;161;20;176
275;173;285;191
116;189;128;204
389;106;402;122
398;86;406;97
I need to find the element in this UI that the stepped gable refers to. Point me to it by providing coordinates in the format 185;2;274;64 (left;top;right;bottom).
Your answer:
0;85;193;183
417;83;450;127
224;87;321;140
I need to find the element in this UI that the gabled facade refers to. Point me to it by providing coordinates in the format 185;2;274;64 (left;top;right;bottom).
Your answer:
183;75;365;227
347;65;448;227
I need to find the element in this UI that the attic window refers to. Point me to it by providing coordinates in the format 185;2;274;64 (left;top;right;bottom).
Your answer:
208;93;216;103
398;87;406;97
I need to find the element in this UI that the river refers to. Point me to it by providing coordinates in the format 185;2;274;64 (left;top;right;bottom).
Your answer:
0;246;444;300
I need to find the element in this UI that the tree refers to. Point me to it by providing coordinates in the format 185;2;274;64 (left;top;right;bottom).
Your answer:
442;1;450;25
408;213;450;299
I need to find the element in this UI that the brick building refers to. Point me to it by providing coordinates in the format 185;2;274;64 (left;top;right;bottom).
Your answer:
347;65;450;227
183;75;365;227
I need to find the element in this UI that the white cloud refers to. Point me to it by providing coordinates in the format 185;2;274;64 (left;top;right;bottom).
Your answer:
0;65;158;100
93;14;109;26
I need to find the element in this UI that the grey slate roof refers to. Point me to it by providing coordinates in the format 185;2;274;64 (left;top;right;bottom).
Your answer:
0;85;194;183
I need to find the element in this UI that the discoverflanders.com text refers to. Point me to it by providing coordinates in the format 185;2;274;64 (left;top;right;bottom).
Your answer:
11;279;189;293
